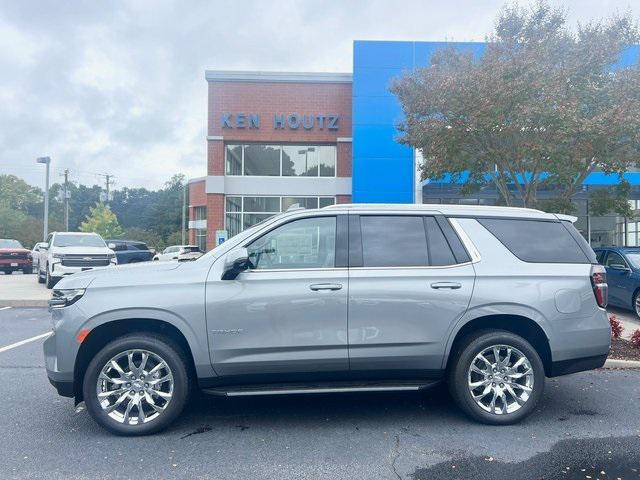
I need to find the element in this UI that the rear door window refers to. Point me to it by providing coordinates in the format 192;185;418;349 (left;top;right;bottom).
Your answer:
478;218;591;263
360;216;428;267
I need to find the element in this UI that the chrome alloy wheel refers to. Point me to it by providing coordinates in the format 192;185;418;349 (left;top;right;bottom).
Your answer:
467;344;534;415
634;295;640;318
96;349;174;425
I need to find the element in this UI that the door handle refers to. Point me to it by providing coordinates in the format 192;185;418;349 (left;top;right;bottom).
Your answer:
430;282;462;290
309;283;343;291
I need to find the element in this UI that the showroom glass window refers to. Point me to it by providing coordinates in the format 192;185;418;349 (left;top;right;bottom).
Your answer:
247;216;336;270
193;206;207;252
225;144;336;177
225;196;336;238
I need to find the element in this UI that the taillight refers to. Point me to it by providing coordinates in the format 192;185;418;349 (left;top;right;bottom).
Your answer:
590;264;608;308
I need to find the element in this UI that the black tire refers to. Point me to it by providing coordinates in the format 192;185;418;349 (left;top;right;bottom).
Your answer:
45;266;55;289
447;330;545;425
632;290;640;319
22;267;31;274
83;333;191;436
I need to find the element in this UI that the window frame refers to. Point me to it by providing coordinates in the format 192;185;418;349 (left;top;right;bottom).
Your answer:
348;214;472;269
241;214;348;272
225;143;337;178
224;195;337;238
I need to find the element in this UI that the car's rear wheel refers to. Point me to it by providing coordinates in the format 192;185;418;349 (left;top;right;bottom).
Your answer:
83;333;190;436
448;330;544;425
633;290;640;319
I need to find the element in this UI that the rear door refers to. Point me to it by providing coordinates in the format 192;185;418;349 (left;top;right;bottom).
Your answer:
603;250;631;306
347;214;475;374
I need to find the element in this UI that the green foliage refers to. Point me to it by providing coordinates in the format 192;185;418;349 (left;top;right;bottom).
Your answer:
121;227;165;251
165;230;184;247
0;206;62;248
0;174;42;215
391;1;640;209
80;202;124;238
589;181;634;218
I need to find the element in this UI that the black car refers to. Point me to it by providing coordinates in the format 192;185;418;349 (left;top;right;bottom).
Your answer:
106;240;154;264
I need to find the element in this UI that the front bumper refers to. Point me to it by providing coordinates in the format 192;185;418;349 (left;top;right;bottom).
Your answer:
0;259;31;268
43;304;86;398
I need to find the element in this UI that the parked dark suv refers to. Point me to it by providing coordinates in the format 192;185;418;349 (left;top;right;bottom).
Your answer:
594;246;640;317
106;240;154;264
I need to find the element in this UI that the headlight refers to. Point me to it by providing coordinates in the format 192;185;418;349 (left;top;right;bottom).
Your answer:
52;253;64;259
49;288;86;309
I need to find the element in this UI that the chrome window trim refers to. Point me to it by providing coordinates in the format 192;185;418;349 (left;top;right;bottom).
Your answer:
448;218;481;263
349;262;474;271
244;267;348;273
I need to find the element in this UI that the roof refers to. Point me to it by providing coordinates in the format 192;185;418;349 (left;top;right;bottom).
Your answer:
205;70;352;84
322;203;562;220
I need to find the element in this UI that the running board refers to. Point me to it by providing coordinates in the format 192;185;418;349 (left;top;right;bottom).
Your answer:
202;380;440;397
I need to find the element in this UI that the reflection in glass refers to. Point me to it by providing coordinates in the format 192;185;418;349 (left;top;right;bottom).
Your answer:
225;145;242;175
244;145;280;176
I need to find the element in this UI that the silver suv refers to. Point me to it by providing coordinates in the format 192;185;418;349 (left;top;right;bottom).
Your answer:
44;204;610;435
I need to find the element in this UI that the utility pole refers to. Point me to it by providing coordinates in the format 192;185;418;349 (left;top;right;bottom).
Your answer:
97;173;114;206
181;180;187;245
63;169;70;231
36;157;51;241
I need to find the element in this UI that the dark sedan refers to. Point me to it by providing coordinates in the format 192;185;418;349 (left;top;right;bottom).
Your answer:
594;246;640;318
106;239;154;264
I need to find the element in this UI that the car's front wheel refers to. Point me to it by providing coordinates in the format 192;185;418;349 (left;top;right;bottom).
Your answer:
448;330;544;425
83;333;191;436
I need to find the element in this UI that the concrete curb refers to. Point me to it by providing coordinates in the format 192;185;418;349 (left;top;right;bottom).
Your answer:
603;358;640;369
1;300;49;308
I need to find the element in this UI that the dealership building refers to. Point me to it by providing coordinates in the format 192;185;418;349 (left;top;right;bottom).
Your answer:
189;40;640;251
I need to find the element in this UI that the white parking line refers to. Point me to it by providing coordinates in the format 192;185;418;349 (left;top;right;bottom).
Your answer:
0;306;12;311
0;332;52;354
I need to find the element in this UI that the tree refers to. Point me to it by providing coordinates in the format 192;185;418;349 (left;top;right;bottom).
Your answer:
391;1;640;210
0;174;42;214
79;202;124;238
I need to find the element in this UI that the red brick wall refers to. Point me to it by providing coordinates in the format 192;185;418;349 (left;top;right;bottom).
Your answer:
207;81;352;176
188;179;207;206
206;194;224;251
204;79;353;248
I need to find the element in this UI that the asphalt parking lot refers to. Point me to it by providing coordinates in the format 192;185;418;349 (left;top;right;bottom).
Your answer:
0;307;639;479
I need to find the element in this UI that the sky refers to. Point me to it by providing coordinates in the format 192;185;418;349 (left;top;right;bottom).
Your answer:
0;0;637;191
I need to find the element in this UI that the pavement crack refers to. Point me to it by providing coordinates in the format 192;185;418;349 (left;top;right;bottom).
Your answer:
391;433;402;480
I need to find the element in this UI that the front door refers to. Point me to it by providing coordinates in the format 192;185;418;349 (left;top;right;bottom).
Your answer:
347;214;475;375
205;215;349;380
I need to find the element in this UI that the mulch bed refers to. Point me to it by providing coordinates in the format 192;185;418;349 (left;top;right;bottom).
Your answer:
609;337;640;361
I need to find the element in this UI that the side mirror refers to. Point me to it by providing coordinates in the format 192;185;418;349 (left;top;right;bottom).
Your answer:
108;242;116;249
41;243;49;250
222;248;250;280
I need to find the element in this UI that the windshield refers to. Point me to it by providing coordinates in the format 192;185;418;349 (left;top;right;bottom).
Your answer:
182;246;202;253
52;234;106;248
0;239;23;249
624;252;640;269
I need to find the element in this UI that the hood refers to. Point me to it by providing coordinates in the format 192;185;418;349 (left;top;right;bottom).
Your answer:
50;246;113;254
0;247;31;254
55;260;183;290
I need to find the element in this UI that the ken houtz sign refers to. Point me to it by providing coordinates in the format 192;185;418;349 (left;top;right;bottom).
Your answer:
221;113;339;131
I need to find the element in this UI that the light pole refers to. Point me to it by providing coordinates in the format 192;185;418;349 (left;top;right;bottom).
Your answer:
36;156;51;241
297;147;315;175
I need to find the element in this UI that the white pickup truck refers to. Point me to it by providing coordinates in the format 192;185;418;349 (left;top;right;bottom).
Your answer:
37;232;117;288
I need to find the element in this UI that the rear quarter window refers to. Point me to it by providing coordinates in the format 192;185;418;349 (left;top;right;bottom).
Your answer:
477;218;592;264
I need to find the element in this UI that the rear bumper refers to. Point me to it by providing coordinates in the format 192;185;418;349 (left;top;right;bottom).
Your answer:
548;354;608;377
